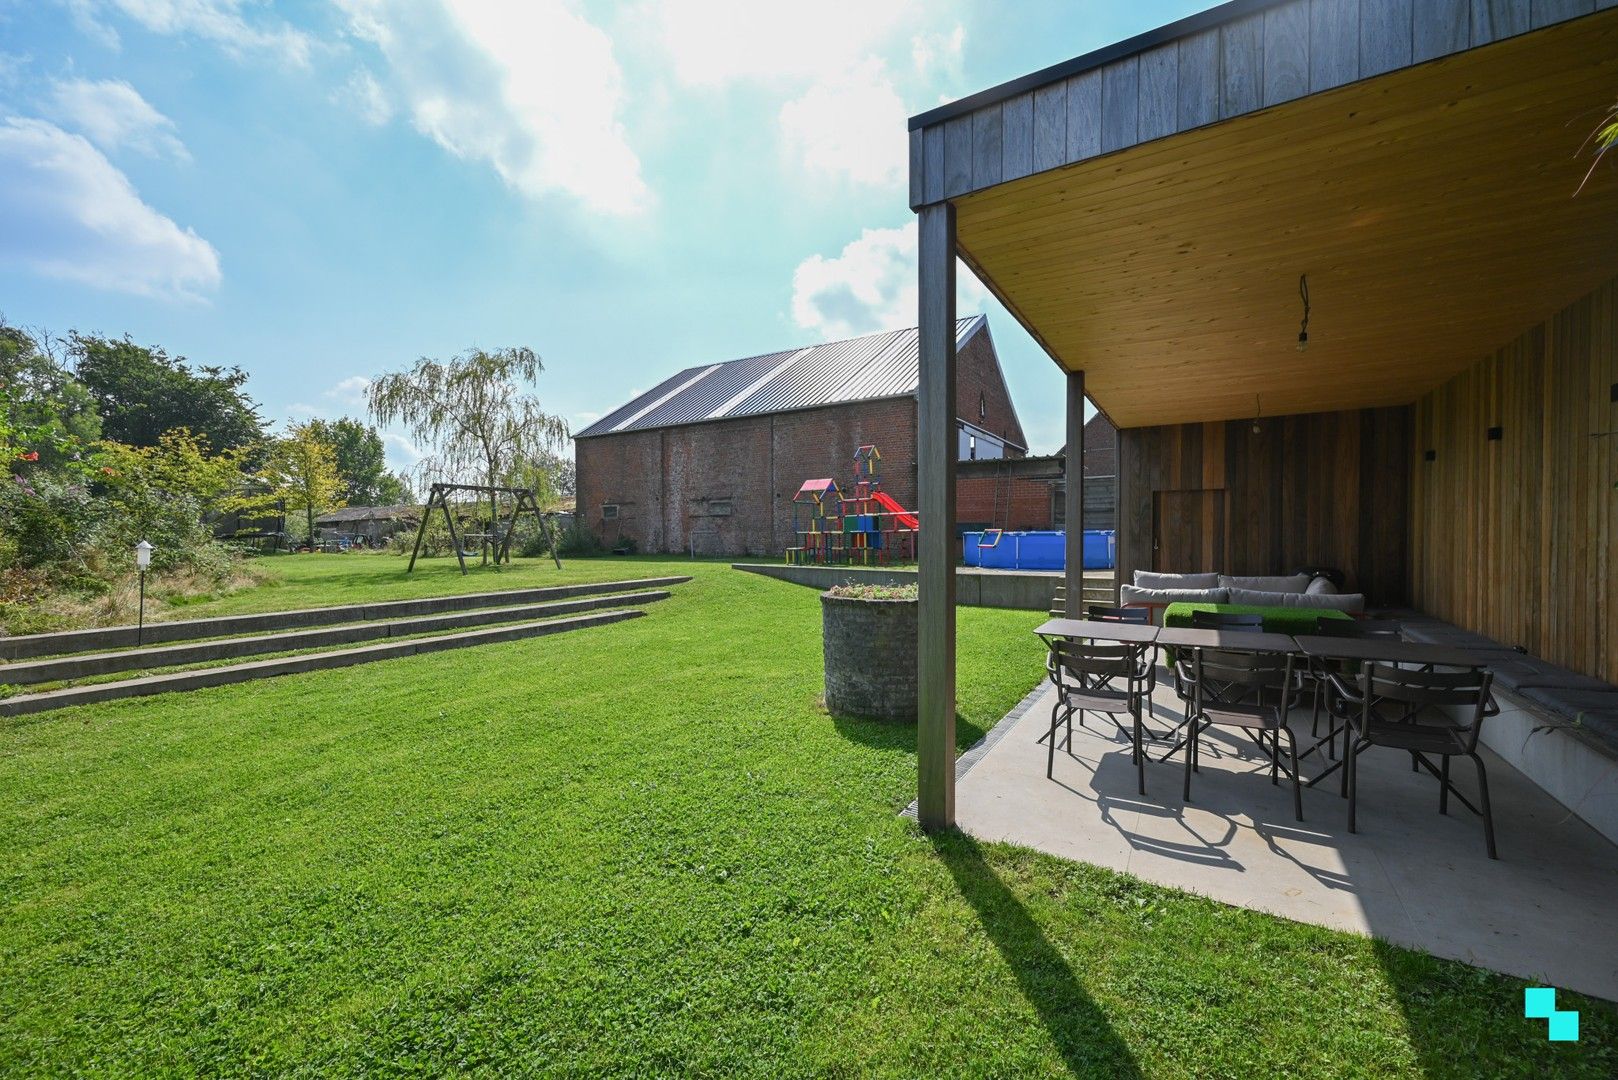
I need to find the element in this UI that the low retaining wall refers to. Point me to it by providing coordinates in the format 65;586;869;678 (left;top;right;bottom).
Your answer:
3;591;670;685
0;576;690;660
1469;693;1618;847
0;609;644;718
733;563;1113;612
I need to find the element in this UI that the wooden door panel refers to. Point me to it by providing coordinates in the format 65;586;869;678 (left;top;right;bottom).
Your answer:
1153;489;1226;573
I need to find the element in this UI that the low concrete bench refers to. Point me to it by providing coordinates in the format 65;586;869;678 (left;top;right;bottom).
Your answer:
1392;610;1618;844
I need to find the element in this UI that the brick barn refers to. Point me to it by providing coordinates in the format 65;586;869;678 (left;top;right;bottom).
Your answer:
574;316;1028;556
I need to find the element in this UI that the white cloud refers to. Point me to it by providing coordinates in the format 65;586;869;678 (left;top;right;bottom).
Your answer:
45;78;189;160
778;58;906;188
791;221;988;340
324;375;371;406
650;0;920;88
335;68;392;127
63;0;314;65
380;431;423;473
0;117;220;299
339;0;648;214
911;25;965;80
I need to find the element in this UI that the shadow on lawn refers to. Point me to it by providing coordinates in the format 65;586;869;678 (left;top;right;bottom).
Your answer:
932;830;1143;1078
830;712;989;755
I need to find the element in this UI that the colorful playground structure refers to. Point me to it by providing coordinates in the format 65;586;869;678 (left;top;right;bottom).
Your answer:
787;445;918;565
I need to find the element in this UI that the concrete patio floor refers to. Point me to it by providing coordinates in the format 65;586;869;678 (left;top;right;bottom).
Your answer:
954;674;1618;1001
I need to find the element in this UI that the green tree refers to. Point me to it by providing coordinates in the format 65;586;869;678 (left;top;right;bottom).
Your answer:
1;322;101;467
70;332;263;451
266;422;346;547
97;429;260;568
367;347;566;558
373;470;415;506
307;417;391;504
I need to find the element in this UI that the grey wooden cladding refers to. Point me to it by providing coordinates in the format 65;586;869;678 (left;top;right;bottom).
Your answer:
1359;0;1414;76
1415;0;1471;60
1532;0;1595;28
923;124;945;204
1177;29;1220;128
972;105;1004;189
942;115;972;199
1310;0;1360;90
1138;45;1179;141
1101;57;1140;154
1033;82;1067;172
1002;92;1035;181
1263;2;1310;105
1221;13;1265;119
909;0;1607;208
1065;69;1102;161
1472;0;1531;43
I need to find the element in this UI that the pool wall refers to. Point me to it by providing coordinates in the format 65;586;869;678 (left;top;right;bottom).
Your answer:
962;530;1115;571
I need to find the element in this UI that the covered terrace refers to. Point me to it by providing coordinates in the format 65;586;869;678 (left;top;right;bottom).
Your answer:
909;0;1618;996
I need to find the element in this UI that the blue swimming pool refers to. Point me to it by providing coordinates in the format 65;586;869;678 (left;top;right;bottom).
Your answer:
961;529;1115;570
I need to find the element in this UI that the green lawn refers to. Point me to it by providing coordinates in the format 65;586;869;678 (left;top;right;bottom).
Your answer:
2;556;1612;1077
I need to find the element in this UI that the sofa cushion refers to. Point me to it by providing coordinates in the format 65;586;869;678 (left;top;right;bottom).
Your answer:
1219;573;1311;593
1225;587;1365;612
1120;585;1230;607
1520;687;1618;717
1132;571;1219;590
1305;575;1338;595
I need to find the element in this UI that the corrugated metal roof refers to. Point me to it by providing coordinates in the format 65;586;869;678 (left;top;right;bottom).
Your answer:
576;317;985;438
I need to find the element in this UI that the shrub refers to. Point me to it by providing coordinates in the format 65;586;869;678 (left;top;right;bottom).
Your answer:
556;523;604;557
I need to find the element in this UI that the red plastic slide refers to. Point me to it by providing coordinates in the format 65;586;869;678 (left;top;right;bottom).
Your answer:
871;490;919;529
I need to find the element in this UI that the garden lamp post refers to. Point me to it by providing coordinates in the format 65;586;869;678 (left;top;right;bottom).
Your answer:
135;540;152;645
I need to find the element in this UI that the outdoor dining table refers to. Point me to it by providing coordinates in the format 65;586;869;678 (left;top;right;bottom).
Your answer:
1291;634;1487;791
1033;618;1160;646
1153;626;1299;654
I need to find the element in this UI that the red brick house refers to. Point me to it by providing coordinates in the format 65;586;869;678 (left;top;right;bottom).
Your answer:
574;316;1027;556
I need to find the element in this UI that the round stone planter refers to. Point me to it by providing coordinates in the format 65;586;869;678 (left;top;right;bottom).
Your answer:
821;592;918;722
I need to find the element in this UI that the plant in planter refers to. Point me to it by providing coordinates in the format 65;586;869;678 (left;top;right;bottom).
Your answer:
821;583;918;722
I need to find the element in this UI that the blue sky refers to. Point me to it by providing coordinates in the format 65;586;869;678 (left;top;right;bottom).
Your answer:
0;0;1205;468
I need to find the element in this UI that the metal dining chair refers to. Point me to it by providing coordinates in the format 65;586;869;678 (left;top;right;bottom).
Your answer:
1344;664;1498;859
1046;637;1154;795
1183;647;1304;820
1307;619;1405;752
1087;605;1150;623
1189;610;1264;631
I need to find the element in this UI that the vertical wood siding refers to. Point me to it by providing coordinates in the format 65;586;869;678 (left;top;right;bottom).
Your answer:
1116;407;1411;604
1410;276;1618;681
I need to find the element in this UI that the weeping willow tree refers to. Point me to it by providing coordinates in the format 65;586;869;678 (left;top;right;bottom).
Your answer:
367;347;567;562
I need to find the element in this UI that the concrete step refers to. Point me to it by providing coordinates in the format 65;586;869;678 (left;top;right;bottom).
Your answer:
0;576;690;660
1;591;671;686
0;609;645;718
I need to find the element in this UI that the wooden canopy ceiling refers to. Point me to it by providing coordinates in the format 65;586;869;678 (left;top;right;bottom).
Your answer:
955;11;1618;429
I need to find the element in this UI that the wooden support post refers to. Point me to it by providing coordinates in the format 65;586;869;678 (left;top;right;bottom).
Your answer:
917;201;957;831
405;487;434;573
1065;370;1086;612
440;487;470;575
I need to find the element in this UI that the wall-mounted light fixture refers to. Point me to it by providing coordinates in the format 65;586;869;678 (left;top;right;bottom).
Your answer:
1296;273;1310;352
